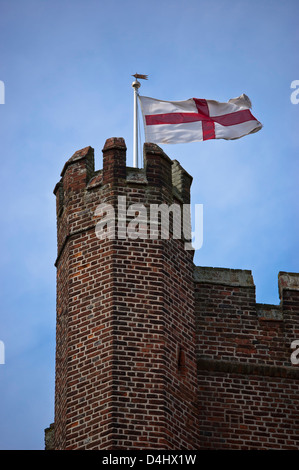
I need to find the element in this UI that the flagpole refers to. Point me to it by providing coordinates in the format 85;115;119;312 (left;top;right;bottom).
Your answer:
132;78;141;168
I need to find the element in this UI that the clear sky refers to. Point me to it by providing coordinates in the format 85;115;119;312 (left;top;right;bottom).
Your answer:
0;0;298;450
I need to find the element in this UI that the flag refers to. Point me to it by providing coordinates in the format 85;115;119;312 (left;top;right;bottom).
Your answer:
138;94;262;144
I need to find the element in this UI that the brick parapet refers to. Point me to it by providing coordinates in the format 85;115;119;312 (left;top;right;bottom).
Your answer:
195;265;299;450
194;266;254;287
194;266;299;368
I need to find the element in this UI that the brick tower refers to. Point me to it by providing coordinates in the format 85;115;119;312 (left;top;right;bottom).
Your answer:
51;138;199;450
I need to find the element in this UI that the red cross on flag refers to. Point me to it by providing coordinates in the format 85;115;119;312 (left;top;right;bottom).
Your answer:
139;94;262;144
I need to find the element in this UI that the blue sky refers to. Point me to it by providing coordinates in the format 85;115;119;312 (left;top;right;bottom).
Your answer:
0;0;298;450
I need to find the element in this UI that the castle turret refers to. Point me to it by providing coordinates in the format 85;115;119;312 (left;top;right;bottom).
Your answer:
52;138;199;450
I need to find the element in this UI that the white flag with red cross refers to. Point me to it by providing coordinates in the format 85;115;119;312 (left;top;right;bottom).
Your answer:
139;94;262;144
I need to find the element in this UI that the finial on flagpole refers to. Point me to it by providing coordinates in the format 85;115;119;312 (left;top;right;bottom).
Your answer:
132;74;148;168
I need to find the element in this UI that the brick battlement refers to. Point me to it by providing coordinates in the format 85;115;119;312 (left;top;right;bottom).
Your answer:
48;138;299;451
54;138;192;207
194;265;299;449
53;138;193;267
194;266;299;368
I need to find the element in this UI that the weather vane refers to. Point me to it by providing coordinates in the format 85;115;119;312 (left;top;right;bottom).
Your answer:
132;73;148;80
131;74;148;168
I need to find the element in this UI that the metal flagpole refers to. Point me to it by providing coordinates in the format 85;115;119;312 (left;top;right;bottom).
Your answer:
132;78;140;168
132;74;148;168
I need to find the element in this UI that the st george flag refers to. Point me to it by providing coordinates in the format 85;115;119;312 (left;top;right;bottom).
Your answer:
138;94;262;144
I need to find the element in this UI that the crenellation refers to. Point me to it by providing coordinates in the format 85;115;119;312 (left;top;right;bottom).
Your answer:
102;137;127;185
143;142;173;202
194;265;254;287
278;271;299;298
171;159;193;204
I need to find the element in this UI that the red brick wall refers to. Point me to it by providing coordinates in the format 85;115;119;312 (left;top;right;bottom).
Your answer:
195;267;299;449
53;138;199;449
197;372;298;449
